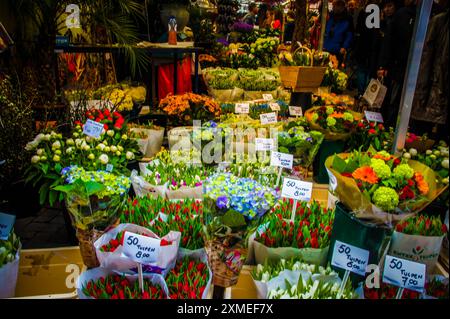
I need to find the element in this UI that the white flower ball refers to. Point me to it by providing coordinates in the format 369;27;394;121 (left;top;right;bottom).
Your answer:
403;152;411;159
125;151;134;160
434;150;441;156
107;130;114;137
31;155;40;163
110;145;118;152
118;146;124;152
36;149;44;156
82;144;90;151
66;138;74;145
66;147;73;154
409;148;417;157
99;154;109;164
441;159;449;169
426;150;433;155
52;141;61;149
44;134;51;141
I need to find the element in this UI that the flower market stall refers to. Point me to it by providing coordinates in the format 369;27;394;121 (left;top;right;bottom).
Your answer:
0;0;448;306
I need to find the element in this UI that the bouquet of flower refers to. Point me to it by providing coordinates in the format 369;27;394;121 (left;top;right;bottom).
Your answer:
203;173;279;287
226;153;279;187
364;282;420;299
128;121;165;158
166;251;212;299
424;276;449;299
159;93;221;125
278;123;324;167
78;269;168;299
54;166;130;267
305;105;361;141
248;37;279;68
239;68;280;92
0;231;21;298
347;120;391;152
25;109;139;206
312;93;355;108
251;200;333;265
389;214;447;274
92;83;146;112
120;197;204;251
203;67;239;90
325;149;444;224
321;68;348;93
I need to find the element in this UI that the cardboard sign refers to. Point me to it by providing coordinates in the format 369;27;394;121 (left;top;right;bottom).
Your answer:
83;119;104;138
383;255;426;293
364;111;384;123
260;112;278;125
331;240;370;276
255;138;275;151
289;106;303;117
281;178;313;202
270;151;293;170
235;103;250;114
0;213;15;240
122;231;161;265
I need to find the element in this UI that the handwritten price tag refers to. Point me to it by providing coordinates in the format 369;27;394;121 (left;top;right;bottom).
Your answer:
255;138;275;151
235;103;250;114
289;106;303;117
122;231;161;265
364;111;384;123
260;112;278;125
83;119;104;138
383;255;426;293
331;240;370;276
281;178;313;202
270;151;293;170
0;212;15;240
262;94;274;101
106;164;114;172
269;102;281;111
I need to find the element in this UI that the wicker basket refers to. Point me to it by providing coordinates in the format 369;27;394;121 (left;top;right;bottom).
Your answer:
205;240;248;288
279;46;327;92
75;228;104;268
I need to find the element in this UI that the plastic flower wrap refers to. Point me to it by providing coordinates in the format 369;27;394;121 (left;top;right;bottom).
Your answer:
55;165;130;230
305;105;361;141
325;149;445;225
279;120;324;167
0;231;20;268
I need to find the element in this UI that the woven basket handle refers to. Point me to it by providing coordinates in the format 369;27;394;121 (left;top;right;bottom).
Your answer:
293;43;313;67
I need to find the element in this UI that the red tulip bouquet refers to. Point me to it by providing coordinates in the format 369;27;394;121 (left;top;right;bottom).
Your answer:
250;199;334;266
94;223;180;275
78;268;168;299
165;250;212;299
389;214;447;274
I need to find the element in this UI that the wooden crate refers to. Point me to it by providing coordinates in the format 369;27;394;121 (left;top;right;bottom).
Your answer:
279;66;326;93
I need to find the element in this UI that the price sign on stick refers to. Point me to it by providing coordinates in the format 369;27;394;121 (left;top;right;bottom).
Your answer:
260;112;278;125
289;106;303;117
235;103;250;114
383;255;426;296
331;241;369;298
269;102;281;111
271;151;294;188
262;93;274;101
281;178;313;221
255;138;275;151
364;111;384;123
0;212;16;240
83;119;104;138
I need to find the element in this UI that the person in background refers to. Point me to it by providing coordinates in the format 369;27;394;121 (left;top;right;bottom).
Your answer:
243;2;259;25
323;0;353;65
377;0;416;128
257;3;269;28
347;0;361;29
411;0;449;141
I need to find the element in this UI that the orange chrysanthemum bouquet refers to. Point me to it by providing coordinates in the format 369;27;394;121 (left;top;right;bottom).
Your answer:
325;149;447;225
159;93;221;125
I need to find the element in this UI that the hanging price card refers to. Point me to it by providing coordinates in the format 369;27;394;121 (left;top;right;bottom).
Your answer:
122;231;161;265
269;102;281;111
383;255;426;293
235;103;250;114
83;119;104;138
262;94;274;101
270;151;293;169
364;111;384;123
289;106;303;117
255;138;275;151
281;178;313;202
331;240;370;276
260;112;278;125
0;212;15;240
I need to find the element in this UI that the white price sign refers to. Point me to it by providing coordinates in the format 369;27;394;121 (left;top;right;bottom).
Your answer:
331;240;370;276
260;112;278;125
106;164;113;172
270;151;293;170
262;94;274;101
0;212;15;240
289;106;303;117
255;138;275;151
235;103;250;114
364;111;384;123
83;119;104;138
383;255;426;293
269;102;280;111
122;231;161;265
281;178;313;201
